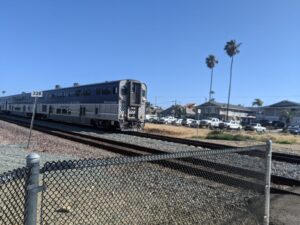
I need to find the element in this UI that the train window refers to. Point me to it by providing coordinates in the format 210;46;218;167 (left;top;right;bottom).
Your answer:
75;90;81;96
42;105;47;112
82;90;91;96
49;106;53;113
95;108;98;115
96;88;102;95
121;86;127;95
112;87;118;95
102;88;111;95
62;109;67;114
56;108;61;114
142;90;146;97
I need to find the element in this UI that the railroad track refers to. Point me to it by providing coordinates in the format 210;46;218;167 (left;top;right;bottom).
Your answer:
1;115;300;195
122;131;300;164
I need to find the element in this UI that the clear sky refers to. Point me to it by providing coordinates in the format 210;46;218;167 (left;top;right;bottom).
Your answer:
1;0;299;108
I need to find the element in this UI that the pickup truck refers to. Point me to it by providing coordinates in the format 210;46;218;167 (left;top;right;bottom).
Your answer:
219;120;242;130
200;118;221;128
245;123;266;132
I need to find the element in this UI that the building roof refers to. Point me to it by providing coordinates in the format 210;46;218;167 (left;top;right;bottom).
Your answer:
267;100;300;108
198;101;251;112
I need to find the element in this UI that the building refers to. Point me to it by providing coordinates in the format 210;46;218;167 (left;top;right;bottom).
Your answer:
254;100;300;124
160;103;196;118
196;101;251;121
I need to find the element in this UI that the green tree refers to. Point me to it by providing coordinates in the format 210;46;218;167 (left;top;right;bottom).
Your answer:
252;98;264;107
205;55;218;101
224;40;241;120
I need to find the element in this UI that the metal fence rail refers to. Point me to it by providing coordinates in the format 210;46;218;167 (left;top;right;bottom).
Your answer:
0;143;272;225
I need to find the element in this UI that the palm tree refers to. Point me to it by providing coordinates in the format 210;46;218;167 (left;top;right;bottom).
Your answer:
205;55;218;102
252;98;264;107
224;40;241;120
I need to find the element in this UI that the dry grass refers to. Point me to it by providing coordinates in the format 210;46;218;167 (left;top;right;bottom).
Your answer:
144;123;300;154
144;123;211;138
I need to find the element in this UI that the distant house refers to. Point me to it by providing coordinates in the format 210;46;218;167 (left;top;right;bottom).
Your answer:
184;103;196;117
160;105;185;118
254;100;300;124
196;101;251;121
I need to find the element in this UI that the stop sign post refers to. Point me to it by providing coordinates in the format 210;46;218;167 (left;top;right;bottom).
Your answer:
27;91;43;149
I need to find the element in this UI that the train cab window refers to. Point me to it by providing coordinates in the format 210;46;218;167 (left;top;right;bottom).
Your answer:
56;108;61;114
95;108;98;115
142;90;146;97
132;85;136;92
121;86;127;95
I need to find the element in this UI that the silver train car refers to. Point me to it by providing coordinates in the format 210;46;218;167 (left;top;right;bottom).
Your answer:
0;79;147;130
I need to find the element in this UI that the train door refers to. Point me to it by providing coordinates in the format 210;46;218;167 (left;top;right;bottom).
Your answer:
79;106;86;123
127;81;142;120
129;82;142;106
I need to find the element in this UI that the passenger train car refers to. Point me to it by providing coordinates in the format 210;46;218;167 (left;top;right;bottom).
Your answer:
0;80;147;130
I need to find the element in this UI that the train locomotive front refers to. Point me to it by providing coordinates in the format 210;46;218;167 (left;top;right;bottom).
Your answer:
118;80;147;130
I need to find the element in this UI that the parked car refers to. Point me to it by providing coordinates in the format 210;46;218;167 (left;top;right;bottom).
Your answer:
200;117;221;128
244;123;266;132
145;114;158;123
190;120;201;128
182;118;195;127
165;116;177;124
173;119;183;126
219;120;242;130
290;127;300;135
288;125;300;134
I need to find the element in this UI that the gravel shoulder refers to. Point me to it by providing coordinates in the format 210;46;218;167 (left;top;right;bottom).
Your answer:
0;120;115;173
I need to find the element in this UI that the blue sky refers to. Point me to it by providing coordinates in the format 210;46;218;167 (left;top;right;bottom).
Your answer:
1;0;299;108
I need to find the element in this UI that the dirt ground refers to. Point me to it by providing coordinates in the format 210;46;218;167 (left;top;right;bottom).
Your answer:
144;123;300;155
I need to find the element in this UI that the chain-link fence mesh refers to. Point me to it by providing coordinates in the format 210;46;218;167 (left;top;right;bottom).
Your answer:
40;146;268;225
0;167;28;225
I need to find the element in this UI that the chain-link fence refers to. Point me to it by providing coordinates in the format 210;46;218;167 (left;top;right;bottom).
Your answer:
40;145;270;225
0;167;28;224
0;143;272;225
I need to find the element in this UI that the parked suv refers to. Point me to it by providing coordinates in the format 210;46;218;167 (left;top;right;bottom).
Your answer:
245;123;266;132
219;120;242;130
200;117;221;128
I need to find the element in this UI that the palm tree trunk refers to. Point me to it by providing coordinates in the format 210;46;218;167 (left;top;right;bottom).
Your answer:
209;68;214;101
226;56;234;120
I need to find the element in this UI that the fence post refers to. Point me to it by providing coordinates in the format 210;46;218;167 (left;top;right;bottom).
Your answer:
264;140;272;225
25;153;41;225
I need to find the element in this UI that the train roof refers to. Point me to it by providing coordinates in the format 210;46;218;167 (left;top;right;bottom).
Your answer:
0;79;143;99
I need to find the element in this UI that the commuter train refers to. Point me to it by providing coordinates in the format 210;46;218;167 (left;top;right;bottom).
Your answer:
0;79;147;130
